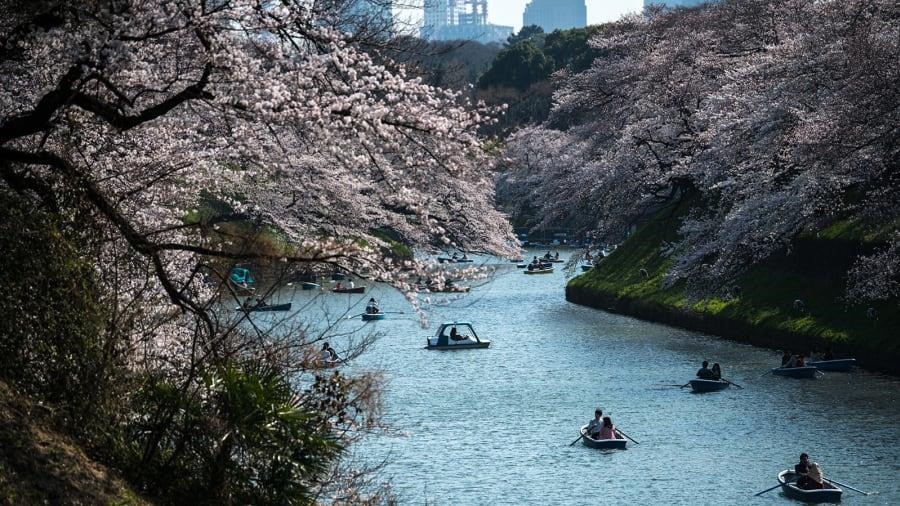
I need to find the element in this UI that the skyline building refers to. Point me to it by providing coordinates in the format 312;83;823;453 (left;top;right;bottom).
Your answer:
345;0;395;36
644;0;716;8
421;0;513;44
522;0;587;33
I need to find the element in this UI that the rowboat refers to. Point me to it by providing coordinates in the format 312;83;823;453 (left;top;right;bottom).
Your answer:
777;470;842;503
581;264;593;272
524;267;554;274
579;425;627;450
237;302;292;312
688;379;730;392
301;282;319;290
516;263;527;268
771;366;819;378
361;312;385;321
330;272;346;280
426;322;490;350
333;286;365;294
807;358;856;372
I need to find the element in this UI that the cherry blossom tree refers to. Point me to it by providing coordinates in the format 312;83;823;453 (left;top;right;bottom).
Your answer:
0;0;515;502
502;0;898;300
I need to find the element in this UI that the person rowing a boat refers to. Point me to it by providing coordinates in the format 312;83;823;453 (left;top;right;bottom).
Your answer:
586;408;604;440
696;360;716;380
365;297;379;314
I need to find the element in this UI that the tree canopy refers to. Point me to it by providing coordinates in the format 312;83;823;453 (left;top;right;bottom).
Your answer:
0;0;516;502
500;0;899;301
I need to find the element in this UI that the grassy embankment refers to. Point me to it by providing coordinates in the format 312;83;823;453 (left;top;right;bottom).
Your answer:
566;199;899;375
0;381;148;505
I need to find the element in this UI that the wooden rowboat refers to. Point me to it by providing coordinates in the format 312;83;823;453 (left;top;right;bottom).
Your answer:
579;425;627;450
777;470;842;503
771;366;819;378
237;302;292;312
361;312;385;321
807;358;856;372
688;379;730;392
333;286;365;294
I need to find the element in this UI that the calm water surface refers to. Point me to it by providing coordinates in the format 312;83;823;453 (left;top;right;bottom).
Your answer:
280;251;900;505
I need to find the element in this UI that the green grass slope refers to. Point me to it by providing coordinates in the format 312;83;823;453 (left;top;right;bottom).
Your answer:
566;201;899;374
0;381;150;506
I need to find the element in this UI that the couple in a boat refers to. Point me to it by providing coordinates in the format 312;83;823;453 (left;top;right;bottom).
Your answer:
586;409;623;440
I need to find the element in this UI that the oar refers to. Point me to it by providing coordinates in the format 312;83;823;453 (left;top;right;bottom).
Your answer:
753;483;782;496
679;382;690;388
722;378;744;389
823;477;872;495
616;429;639;444
568;433;584;446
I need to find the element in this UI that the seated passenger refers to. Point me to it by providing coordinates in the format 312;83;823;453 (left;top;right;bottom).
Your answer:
794;453;811;488
805;462;825;490
598;416;622;440
711;363;722;380
781;351;792;367
365;297;379;314
449;326;466;341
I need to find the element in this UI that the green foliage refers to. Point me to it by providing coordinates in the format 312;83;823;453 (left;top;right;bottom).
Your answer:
128;362;346;505
507;25;544;47
0;191;109;416
477;40;554;91
544;25;604;73
570;200;899;352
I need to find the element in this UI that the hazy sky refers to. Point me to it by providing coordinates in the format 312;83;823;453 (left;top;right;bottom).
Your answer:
394;1;644;32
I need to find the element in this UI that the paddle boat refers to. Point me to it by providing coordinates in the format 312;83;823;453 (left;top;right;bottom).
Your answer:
426;322;490;350
777;470;842;503
807;358;856;372
237;301;292;312
771;366;819;378
301;282;319;290
688;379;730;392
578;425;627;450
361;311;385;321
229;267;256;294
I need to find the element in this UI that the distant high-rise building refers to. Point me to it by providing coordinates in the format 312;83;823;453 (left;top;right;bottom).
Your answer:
346;0;395;36
522;0;586;33
644;0;717;8
422;0;513;44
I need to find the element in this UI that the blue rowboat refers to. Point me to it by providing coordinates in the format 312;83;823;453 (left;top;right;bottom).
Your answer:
579;425;627;450
688;379;730;392
301;282;319;290
771;366;818;378
807;358;855;372
778;470;842;503
361;312;385;321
